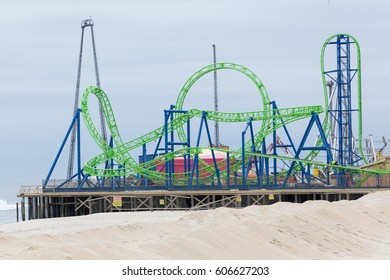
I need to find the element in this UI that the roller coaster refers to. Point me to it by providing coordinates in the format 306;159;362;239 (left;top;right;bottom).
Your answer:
43;33;390;192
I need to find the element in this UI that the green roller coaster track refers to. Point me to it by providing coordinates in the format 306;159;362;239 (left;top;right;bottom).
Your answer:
81;62;324;182
79;58;387;187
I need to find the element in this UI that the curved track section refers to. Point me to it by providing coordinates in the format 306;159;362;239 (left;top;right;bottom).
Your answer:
81;65;323;183
175;62;271;146
80;56;384;187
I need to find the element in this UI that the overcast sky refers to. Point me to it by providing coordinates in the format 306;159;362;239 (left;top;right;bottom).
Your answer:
0;0;389;202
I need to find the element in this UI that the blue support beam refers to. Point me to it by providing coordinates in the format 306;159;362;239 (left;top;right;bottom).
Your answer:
163;106;191;189
241;118;252;187
142;143;148;187
282;112;335;188
202;112;221;188
43;109;83;189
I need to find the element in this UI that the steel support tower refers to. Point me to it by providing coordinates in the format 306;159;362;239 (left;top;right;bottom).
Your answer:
212;44;220;148
322;34;363;166
67;19;108;179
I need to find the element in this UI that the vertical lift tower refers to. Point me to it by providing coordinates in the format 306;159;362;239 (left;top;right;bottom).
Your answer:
321;34;366;167
67;19;108;179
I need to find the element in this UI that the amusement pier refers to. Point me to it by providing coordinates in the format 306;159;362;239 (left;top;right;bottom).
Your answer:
18;20;390;221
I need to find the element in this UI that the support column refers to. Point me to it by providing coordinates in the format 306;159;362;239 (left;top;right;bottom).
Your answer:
16;203;19;223
89;199;93;214
39;196;44;219
21;198;26;222
29;197;33;219
45;197;49;218
50;197;55;218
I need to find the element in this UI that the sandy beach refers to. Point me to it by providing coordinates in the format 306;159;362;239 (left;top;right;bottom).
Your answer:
0;191;389;260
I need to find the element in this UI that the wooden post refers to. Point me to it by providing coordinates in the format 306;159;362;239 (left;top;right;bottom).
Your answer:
60;197;64;217
149;196;153;211
28;197;33;220
45;197;49;218
98;198;103;213
32;197;37;219
16;203;19;223
21;198;26;221
39;196;44;219
89;199;93;214
103;197;107;213
49;197;55;218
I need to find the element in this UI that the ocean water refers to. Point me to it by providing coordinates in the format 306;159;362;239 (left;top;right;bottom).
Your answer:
0;199;18;225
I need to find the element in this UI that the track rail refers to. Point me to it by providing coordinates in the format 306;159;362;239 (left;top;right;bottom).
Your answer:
80;62;325;182
80;61;384;186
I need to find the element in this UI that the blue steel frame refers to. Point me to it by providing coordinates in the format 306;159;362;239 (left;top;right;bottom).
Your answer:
163;106;191;189
240;104;333;189
43;109;86;189
324;35;361;167
43;105;347;192
269;101;303;184
241;117;260;187
147;107;222;189
281;112;334;187
188;111;221;189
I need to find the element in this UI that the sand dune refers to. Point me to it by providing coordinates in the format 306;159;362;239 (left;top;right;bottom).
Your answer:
0;191;390;260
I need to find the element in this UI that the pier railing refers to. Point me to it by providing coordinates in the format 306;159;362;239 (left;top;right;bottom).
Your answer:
42;179;79;189
18;185;42;195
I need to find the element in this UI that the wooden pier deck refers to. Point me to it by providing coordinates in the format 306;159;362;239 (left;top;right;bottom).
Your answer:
16;186;388;221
